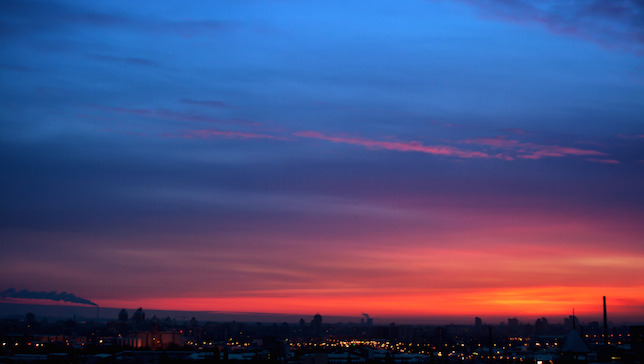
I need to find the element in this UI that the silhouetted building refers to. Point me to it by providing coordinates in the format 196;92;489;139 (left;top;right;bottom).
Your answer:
163;316;173;328
311;314;322;329
119;309;128;322
117;329;184;349
189;317;198;327
24;312;37;332
133;307;145;324
508;317;519;336
475;317;482;328
302;352;328;364
362;313;373;326
561;329;589;362
564;315;580;331
25;312;35;324
434;326;448;345
631;326;644;357
535;317;548;335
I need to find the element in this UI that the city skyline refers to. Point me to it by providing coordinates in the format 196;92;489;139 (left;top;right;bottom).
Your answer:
0;295;635;327
1;1;644;322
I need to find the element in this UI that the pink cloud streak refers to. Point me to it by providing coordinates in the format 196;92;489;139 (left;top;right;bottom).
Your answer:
464;136;609;160
461;0;644;54
175;129;284;140
295;131;613;162
587;158;620;164
294;131;491;158
99;107;617;163
104;106;261;126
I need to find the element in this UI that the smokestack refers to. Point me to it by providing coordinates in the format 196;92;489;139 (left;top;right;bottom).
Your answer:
603;296;608;346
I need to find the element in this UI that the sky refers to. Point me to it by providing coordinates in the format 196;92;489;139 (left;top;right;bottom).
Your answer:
1;0;644;324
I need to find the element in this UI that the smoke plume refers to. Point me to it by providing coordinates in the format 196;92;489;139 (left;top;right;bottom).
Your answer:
1;288;98;306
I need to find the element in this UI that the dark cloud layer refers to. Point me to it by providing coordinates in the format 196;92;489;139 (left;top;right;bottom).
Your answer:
0;0;230;38
463;0;644;54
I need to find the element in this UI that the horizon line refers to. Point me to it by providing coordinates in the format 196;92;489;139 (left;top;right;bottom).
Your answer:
2;299;642;326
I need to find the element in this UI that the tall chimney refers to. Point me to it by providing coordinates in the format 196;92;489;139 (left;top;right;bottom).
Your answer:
603;296;608;346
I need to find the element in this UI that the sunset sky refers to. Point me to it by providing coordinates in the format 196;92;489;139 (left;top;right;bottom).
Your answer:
1;0;643;324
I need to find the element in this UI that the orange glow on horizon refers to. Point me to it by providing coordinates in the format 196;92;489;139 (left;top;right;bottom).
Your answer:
96;285;644;323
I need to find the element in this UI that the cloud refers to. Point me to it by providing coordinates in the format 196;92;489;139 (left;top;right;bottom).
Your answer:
160;19;231;38
1;288;98;306
0;64;41;72
587;158;621;165
180;98;231;109
173;129;284;141
0;0;129;37
462;0;644;54
103;106;261;126
617;133;644;140
294;131;491;158
463;136;609;160
96;108;619;163
89;54;158;67
0;0;232;39
292;131;615;162
98;106;620;163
